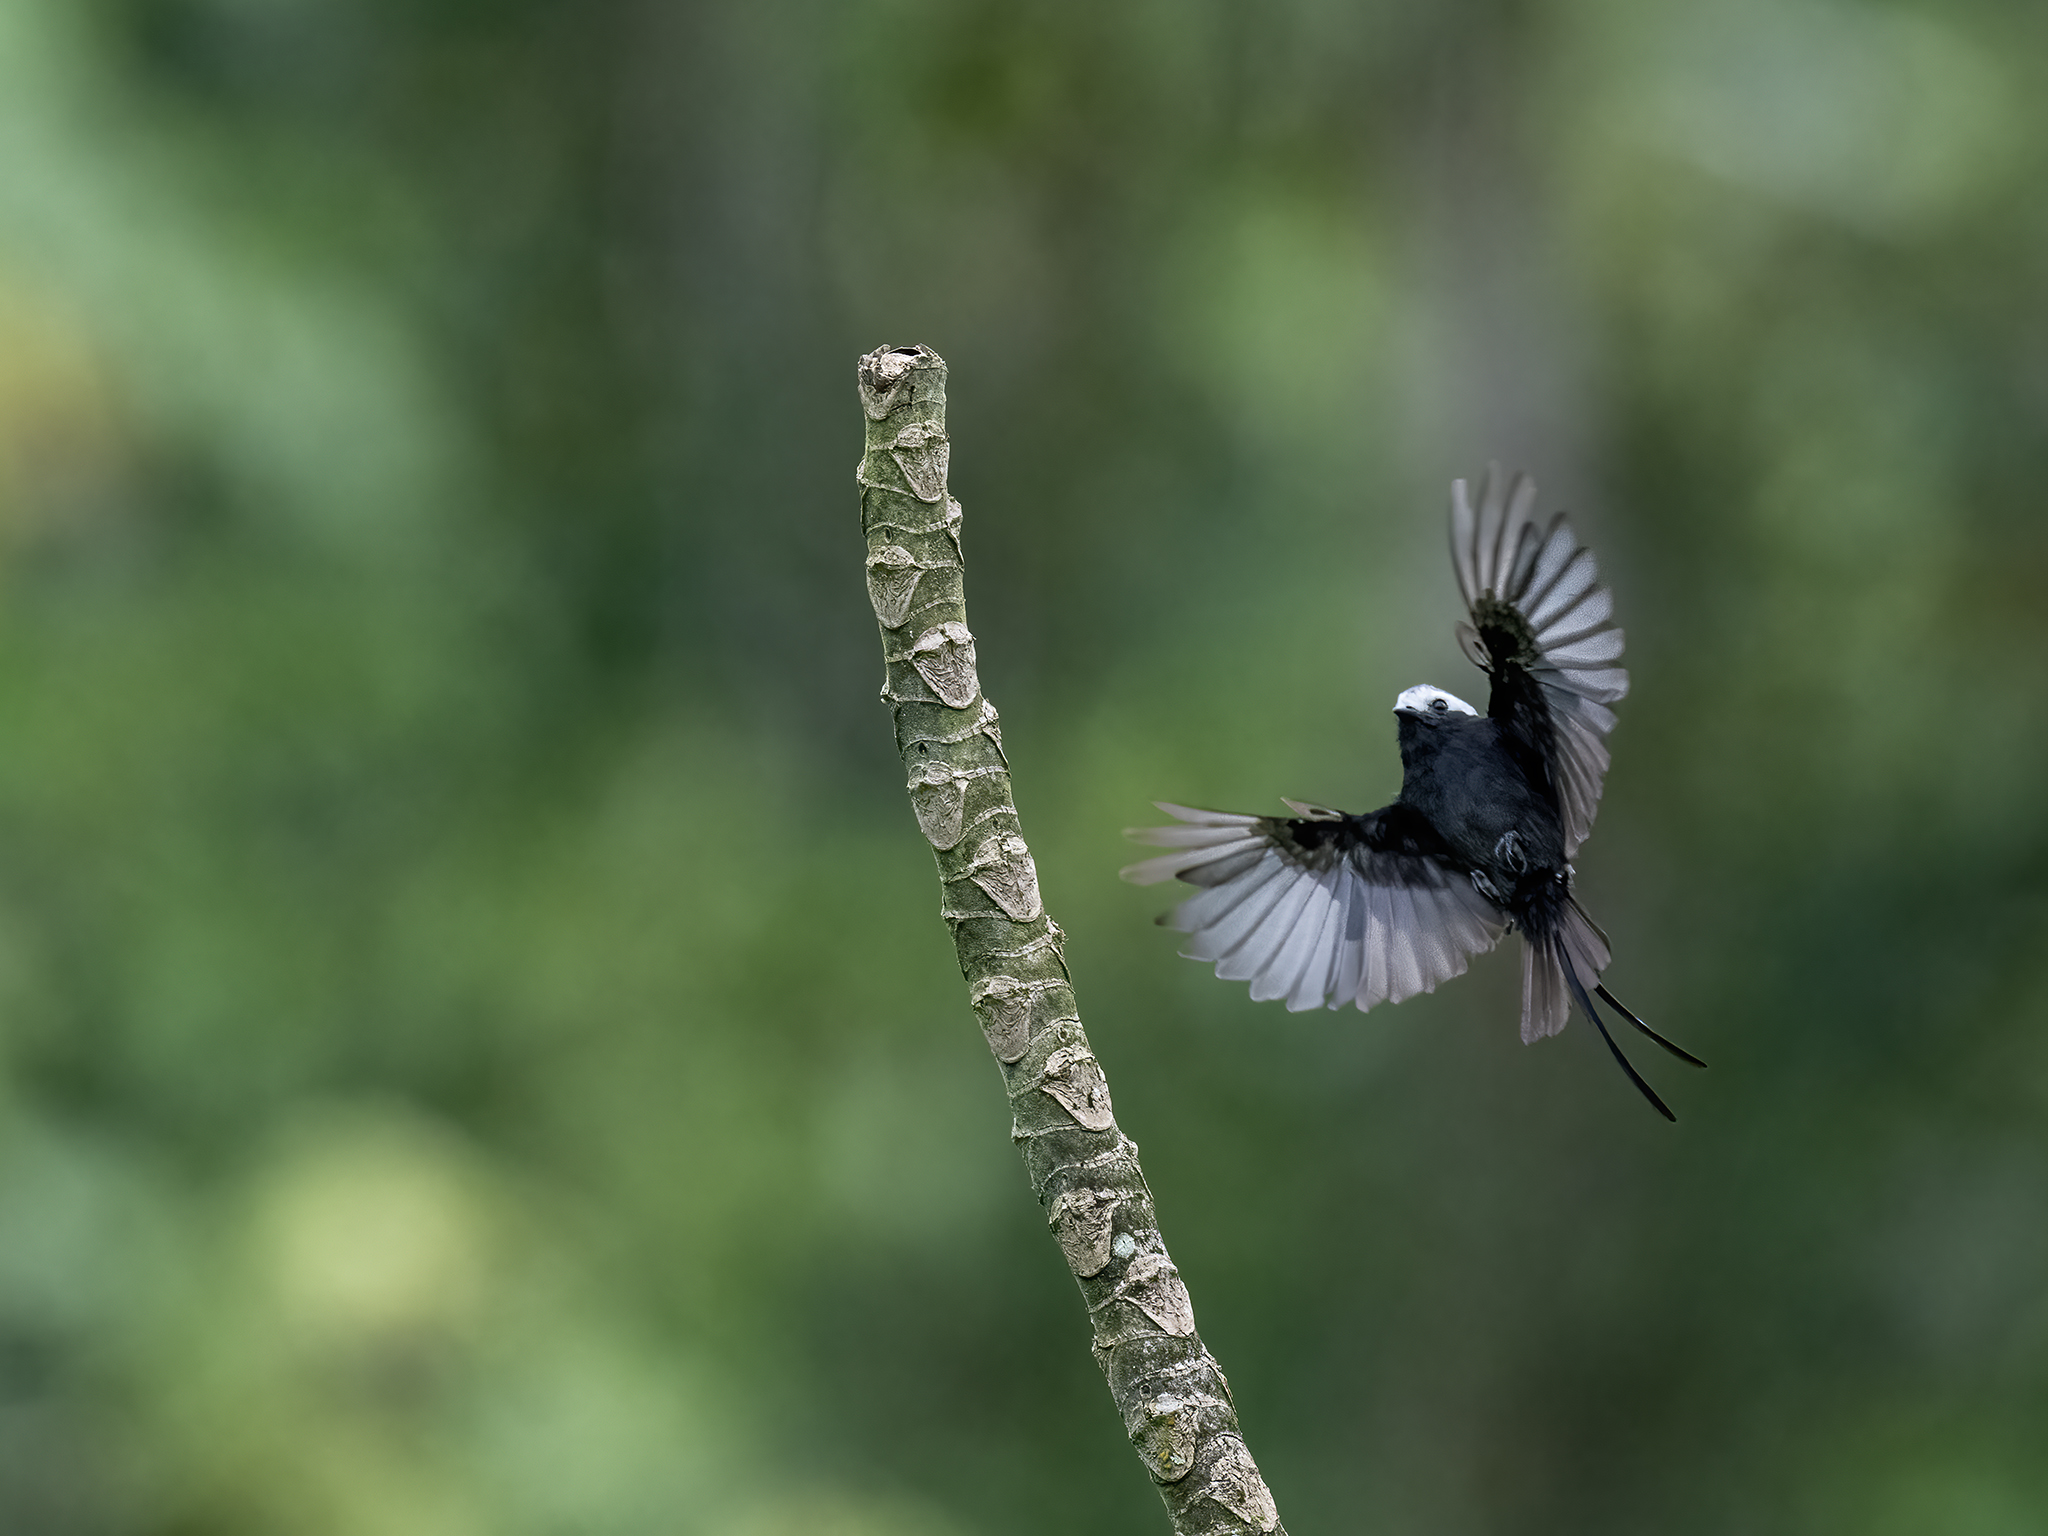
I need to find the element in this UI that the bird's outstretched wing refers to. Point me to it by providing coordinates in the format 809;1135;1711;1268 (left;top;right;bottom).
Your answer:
1450;467;1628;856
1122;802;1506;1013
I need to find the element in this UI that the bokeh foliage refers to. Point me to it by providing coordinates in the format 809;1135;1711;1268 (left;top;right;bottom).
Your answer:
0;0;2045;1532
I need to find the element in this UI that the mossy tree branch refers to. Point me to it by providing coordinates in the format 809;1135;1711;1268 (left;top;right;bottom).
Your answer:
855;344;1286;1536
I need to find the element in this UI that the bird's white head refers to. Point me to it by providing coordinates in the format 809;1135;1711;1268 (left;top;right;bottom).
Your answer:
1394;684;1480;721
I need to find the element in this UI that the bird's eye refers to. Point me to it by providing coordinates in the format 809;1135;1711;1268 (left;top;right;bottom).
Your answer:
1430;697;1448;713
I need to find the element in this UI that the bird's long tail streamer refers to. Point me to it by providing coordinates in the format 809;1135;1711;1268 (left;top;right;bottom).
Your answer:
1559;960;1676;1122
1595;982;1708;1070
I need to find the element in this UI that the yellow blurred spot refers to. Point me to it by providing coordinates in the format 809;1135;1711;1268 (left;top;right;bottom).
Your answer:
0;266;123;534
247;1105;494;1349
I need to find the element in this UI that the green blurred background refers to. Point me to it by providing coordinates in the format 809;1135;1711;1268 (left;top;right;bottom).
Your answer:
0;0;2044;1531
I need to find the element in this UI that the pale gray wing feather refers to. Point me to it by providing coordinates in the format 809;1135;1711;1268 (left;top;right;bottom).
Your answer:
1251;872;1330;1002
1386;886;1427;1003
1194;855;1297;969
1227;867;1318;986
1362;881;1391;1010
1331;873;1369;1009
1124;804;1507;1013
1450;466;1630;856
1288;865;1348;1012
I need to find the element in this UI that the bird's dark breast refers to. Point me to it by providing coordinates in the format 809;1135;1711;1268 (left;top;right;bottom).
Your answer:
1396;717;1565;878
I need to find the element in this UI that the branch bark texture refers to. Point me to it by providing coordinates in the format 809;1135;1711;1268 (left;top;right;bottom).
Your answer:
855;344;1286;1536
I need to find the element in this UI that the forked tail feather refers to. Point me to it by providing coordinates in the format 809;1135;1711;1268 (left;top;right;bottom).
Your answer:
1521;894;1702;1120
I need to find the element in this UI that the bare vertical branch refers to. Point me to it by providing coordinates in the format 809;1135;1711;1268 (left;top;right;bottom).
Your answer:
855;344;1287;1536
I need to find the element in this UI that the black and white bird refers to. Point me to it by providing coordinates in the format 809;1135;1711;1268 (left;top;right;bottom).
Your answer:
1123;468;1703;1119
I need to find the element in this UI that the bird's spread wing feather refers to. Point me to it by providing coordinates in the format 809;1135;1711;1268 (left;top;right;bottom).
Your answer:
1122;803;1506;1013
1449;466;1627;856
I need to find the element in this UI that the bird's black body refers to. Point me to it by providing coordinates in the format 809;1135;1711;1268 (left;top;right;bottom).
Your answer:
1124;468;1704;1118
1393;708;1563;895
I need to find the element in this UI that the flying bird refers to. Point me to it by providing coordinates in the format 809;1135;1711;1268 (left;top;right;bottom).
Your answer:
1122;468;1703;1118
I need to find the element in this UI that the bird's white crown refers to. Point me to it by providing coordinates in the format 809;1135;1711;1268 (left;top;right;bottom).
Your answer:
1394;684;1479;718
